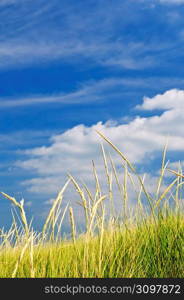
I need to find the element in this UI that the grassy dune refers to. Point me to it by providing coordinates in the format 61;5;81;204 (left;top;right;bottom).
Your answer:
0;214;184;278
0;133;184;278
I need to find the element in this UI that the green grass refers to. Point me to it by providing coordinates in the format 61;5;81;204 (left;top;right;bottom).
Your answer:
0;132;184;278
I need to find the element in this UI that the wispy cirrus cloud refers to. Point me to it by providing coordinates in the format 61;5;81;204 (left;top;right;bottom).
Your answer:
0;0;183;70
0;78;116;108
1;77;184;108
0;39;160;71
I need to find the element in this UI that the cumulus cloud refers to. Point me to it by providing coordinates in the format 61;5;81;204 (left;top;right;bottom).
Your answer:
137;89;184;110
16;89;184;196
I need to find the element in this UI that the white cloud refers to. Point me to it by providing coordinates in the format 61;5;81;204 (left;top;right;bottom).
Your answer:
16;89;184;195
137;89;184;111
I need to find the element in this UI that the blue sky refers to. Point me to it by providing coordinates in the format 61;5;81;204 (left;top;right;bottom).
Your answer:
1;0;184;230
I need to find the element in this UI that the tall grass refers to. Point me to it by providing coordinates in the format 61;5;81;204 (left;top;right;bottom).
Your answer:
0;133;184;278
